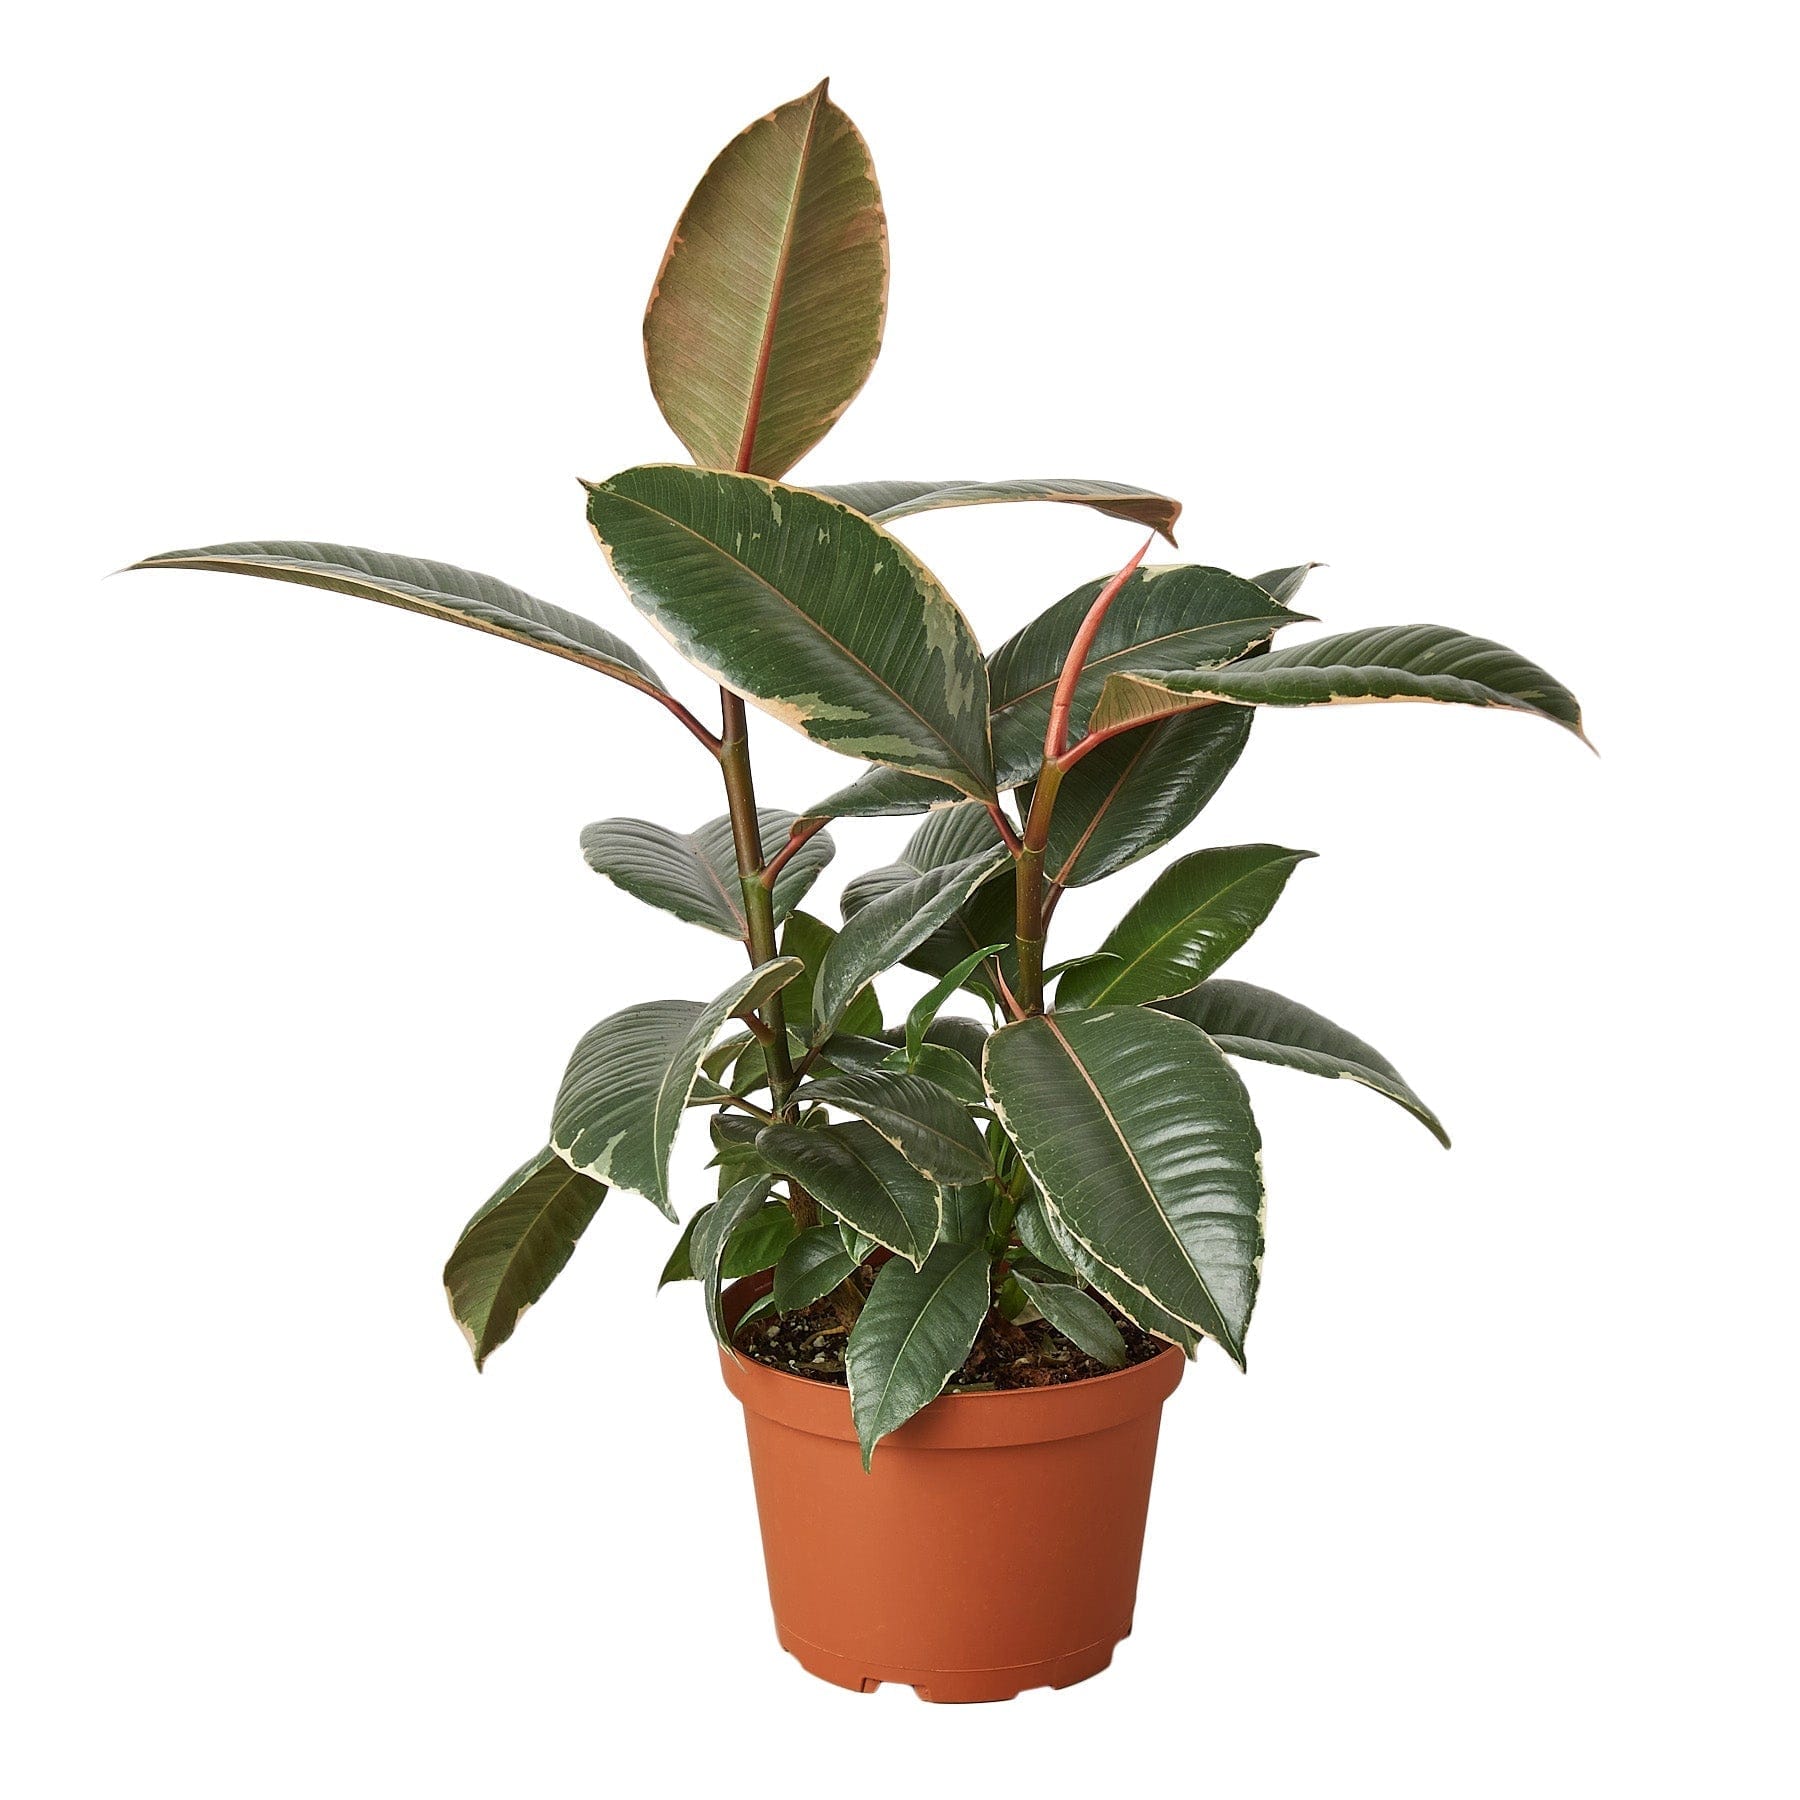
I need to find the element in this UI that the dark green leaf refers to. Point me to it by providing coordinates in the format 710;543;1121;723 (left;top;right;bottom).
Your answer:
778;911;882;1039
128;541;672;700
694;1176;778;1345
984;1007;1263;1362
551;958;802;1219
905;945;1006;1064
1088;623;1590;743
756;1120;942;1266
586;467;995;797
813;846;1011;1038
937;1181;997;1246
1011;1193;1078;1277
658;1202;712;1287
581;808;832;938
802;1069;991;1185
803;762;968;823
986;564;1311;784
1012;1272;1128;1368
1159;978;1449;1146
772;1227;860;1312
811;478;1180;540
882;1040;986;1107
846;1241;993;1467
721;1203;800;1278
1251;564;1321;607
1058;845;1315;1008
1038;706;1254;889
643;80;887;479
443;1149;607;1369
840;805;1014;1002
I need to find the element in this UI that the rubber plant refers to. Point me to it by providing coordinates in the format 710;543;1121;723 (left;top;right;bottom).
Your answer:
129;81;1589;1471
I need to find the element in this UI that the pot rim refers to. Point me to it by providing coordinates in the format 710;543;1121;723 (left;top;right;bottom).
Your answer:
719;1271;1186;1450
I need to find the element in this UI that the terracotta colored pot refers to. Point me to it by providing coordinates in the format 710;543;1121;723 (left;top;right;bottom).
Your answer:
719;1272;1184;1702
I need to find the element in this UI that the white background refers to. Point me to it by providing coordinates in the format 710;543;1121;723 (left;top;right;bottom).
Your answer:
5;2;1794;1793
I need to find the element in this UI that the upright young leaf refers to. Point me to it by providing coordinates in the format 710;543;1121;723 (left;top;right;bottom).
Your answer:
984;1007;1264;1363
128;542;672;699
443;1149;607;1369
1087;624;1590;742
812;846;1011;1038
550;958;802;1219
643;80;887;478
811;478;1180;540
984;565;1311;783
1158;978;1449;1146
582;809;832;938
587;467;995;797
756;1120;942;1266
846;1241;993;1466
1057;845;1315;1009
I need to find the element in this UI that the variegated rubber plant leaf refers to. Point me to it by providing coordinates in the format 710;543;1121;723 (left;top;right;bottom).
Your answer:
811;478;1180;540
586;466;996;798
643;80;887;479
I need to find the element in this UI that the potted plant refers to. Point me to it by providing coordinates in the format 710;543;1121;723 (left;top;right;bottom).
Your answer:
128;80;1589;1703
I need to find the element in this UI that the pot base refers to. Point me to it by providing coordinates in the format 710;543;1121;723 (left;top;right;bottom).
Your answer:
777;1624;1120;1703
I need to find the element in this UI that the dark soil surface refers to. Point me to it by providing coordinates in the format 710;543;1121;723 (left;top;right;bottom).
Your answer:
734;1293;1168;1391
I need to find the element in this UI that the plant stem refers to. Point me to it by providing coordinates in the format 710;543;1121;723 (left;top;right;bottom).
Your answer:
1013;759;1064;1014
717;693;798;1113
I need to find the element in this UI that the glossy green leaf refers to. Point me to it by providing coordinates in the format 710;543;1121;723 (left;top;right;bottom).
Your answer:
1251;564;1321;607
936;1182;995;1246
1058;845;1315;1008
581;808;832;938
1038;706;1255;889
586;466;995;797
984;1006;1264;1362
755;1120;942;1266
1011;1193;1078;1277
777;911;882;1041
811;478;1180;540
1159;978;1449;1146
882;1040;986;1107
693;1176;778;1345
128;541;671;700
443;1149;607;1369
801;1069;991;1184
720;1203;800;1278
846;1240;993;1466
802;761;965;823
905;944;1006;1064
813;846;1011;1037
1087;623;1590;742
1012;1272;1127;1369
643;80;886;479
839;805;1013;1001
772;1226;860;1313
1025;1192;1200;1353
985;564;1311;784
551;958;802;1219
658;1202;712;1287
707;1112;772;1192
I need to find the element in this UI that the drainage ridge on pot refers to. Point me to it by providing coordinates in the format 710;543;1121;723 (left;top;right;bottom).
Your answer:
719;1273;1185;1704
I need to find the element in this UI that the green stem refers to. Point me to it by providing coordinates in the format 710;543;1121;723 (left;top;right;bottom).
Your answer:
1014;759;1064;1015
717;694;798;1111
